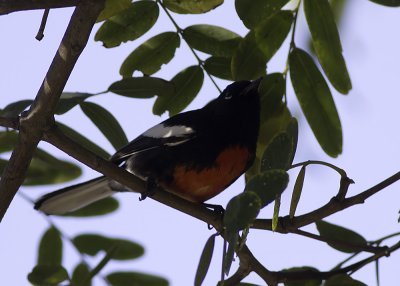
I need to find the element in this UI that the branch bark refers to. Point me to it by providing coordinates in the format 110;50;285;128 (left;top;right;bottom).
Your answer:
0;0;78;15
0;0;105;222
252;171;400;232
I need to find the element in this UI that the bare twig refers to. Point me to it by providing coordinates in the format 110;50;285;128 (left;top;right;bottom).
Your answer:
0;0;105;222
35;9;50;41
0;0;78;15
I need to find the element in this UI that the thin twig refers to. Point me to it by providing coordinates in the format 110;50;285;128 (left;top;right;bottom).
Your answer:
35;9;50;41
156;0;222;93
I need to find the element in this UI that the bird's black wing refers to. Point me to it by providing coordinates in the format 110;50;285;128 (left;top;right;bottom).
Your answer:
110;110;203;164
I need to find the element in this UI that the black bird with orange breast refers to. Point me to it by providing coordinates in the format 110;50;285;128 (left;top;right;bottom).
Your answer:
35;78;262;214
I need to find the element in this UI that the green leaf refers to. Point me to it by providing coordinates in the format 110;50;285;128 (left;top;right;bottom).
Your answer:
368;0;400;6
272;195;281;231
57;122;110;159
108;77;175;98
235;0;290;29
97;0;131;22
0;131;18;153
73;234;144;260
231;32;267;80
282;266;321;286
183;24;241;57
224;238;236;275
289;48;342;157
24;148;82;185
223;191;262;236
194;234;216;286
203;56;233;80
95;1;159;48
246;170;289;207
27;265;69;285
260;132;293;171
286;118;298;165
71;263;91;286
289;166;306;218
153;66;204;116
0;99;32;117
38;227;62;266
325;274;367;286
164;0;223;14
62;197;119;217
80;102;128;150
55;92;94;115
304;0;351;94
259;73;285;122
0;134;82;186
254;11;293;63
120;32;180;76
246;105;292;180
106;272;169;286
316;220;368;253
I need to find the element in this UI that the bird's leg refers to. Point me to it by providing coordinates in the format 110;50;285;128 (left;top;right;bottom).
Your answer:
139;177;157;201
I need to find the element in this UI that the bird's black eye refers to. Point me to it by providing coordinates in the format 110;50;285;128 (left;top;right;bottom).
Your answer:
224;93;232;100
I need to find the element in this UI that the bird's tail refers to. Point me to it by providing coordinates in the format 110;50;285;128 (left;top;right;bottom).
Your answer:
34;176;116;215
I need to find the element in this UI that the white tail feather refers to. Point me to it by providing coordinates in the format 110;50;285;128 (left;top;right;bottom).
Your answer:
35;177;115;215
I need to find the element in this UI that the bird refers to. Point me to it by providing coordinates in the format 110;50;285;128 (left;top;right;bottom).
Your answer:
35;78;262;215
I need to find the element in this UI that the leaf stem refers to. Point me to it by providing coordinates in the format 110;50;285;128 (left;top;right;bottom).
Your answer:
283;1;301;103
84;245;118;283
289;159;347;177
156;0;222;93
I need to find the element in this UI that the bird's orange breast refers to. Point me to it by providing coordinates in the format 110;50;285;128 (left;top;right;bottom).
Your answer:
162;146;251;202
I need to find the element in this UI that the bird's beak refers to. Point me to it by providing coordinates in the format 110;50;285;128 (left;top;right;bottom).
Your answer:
244;77;263;94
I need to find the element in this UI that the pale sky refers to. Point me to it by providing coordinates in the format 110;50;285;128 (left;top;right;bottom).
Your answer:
1;1;400;285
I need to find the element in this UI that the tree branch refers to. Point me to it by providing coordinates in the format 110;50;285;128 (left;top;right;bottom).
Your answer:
43;125;222;228
252;171;400;232
0;0;78;15
0;0;105;222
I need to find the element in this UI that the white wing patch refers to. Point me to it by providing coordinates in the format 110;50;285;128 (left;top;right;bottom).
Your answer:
143;124;194;139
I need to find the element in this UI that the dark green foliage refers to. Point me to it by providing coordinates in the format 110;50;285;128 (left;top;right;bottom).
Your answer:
153;65;204;116
183;24;241;57
120;32;180;76
62;197;119;217
95;1;159;48
231;32;267;80
80;102;128;150
325;274;367;286
108;77;175;98
316;220;368;253
289;48;342;157
194;234;216;286
73;234;145;260
304;0;351;94
106;271;169;286
163;0;223;14
235;0;290;29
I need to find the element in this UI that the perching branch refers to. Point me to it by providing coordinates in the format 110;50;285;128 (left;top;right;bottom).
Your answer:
0;0;105;222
